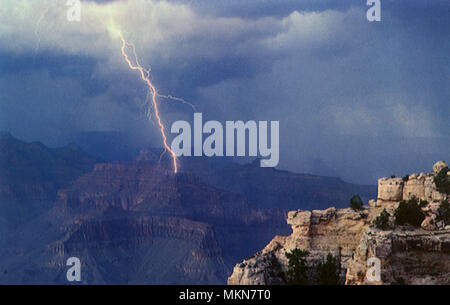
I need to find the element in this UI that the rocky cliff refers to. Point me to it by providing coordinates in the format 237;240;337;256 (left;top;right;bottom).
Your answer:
0;132;98;230
0;134;444;284
15;160;287;284
228;161;450;285
0;145;288;284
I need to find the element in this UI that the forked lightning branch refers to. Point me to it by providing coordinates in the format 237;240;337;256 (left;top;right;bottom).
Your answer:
119;33;279;170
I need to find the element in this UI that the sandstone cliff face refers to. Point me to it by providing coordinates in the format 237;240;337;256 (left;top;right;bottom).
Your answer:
378;165;448;204
227;207;376;285
345;227;450;284
378;178;403;201
39;160;288;284
53;162;282;226
228;161;450;285
43;215;229;284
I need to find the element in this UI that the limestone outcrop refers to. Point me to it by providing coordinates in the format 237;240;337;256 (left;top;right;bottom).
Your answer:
345;227;450;285
377;161;448;203
228;207;374;284
228;161;450;285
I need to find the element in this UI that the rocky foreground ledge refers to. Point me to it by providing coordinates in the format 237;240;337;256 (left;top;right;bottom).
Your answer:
228;161;450;285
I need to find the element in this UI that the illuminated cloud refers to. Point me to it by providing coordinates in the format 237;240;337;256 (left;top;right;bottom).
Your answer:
0;0;448;182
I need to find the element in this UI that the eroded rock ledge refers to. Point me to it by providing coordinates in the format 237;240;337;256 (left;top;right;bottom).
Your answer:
228;161;449;285
345;227;450;284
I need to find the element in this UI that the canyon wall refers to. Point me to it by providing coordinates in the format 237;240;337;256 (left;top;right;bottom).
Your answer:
228;161;449;285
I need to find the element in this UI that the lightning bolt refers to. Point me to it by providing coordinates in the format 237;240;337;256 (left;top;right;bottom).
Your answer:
119;32;178;174
157;93;197;111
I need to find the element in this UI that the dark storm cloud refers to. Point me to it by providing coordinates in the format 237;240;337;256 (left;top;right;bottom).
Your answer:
0;52;109;97
0;0;449;183
167;0;355;18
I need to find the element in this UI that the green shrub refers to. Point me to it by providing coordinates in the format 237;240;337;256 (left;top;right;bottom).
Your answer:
374;209;390;230
315;253;341;285
350;195;364;211
402;175;409;182
437;199;450;224
394;196;425;227
285;248;309;285
434;167;450;195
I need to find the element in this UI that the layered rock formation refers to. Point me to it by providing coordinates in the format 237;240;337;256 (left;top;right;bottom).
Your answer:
345;227;450;285
33;161;287;284
1;134;445;284
0;142;288;284
44;214;229;284
378;165;447;204
228;161;450;285
228;207;373;284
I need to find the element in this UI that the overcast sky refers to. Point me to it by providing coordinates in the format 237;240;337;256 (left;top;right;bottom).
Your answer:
0;0;449;184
